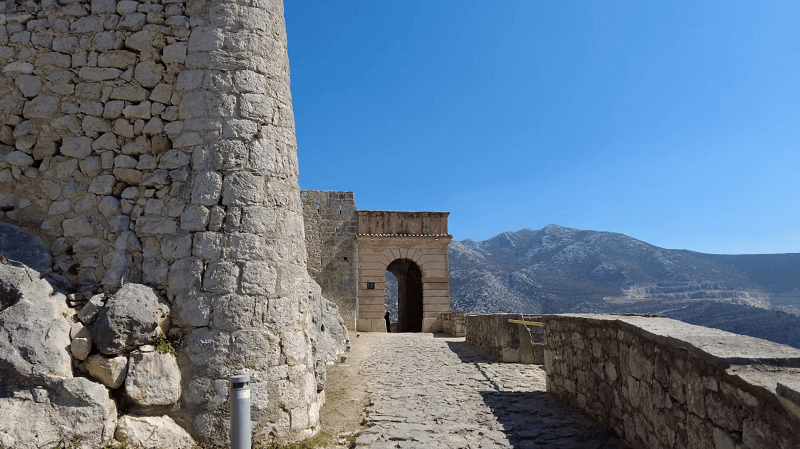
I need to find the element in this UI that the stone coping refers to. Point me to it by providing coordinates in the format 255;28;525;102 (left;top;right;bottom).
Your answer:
544;313;800;368
356;234;452;238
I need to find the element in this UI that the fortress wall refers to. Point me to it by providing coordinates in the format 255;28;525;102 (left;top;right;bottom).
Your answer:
462;313;543;363
544;314;800;449
300;190;358;328
0;0;321;445
441;311;466;337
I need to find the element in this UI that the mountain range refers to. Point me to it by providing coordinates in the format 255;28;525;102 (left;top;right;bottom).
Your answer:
446;224;800;348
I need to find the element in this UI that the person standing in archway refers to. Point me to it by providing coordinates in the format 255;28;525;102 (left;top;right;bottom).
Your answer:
384;312;391;333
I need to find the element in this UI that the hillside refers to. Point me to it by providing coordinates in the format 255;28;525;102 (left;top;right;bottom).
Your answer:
448;225;800;348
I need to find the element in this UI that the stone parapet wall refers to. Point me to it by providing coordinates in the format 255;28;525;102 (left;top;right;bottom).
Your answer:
464;313;544;363
301;190;358;329
0;0;323;446
441;311;466;337
544;314;800;449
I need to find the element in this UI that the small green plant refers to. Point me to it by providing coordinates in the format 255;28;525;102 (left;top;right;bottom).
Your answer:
51;437;82;449
152;331;182;354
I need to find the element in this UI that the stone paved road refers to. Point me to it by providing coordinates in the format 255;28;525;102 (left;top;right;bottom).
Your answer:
353;333;622;449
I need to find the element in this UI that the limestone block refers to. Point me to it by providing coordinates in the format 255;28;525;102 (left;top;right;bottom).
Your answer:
114;168;143;185
142;258;169;286
134;61;163;88
167;257;203;296
137;154;157;171
135;216;177;235
34;52;72;70
73;237;102;254
173;131;203;148
79;156;103;177
203;261;240;294
176;70;204;91
143;117;164;135
122;101;151;120
210;294;254;332
91;0;117;14
78;294;106;325
114;231;142;253
83;116;111;133
159;149;191;169
140;169;169;187
110;84;149;102
94;283;162;355
162;42;188;64
98;50;137;69
233;70;267;93
179;91;205;118
226;233;265;260
70;336;92;361
79;67;122;81
150;83;173;104
241;261;277;296
222;172;263;206
161;233;192;262
22;95;59;119
15;75;41;98
88;174;117;195
61;136;93;159
63;215;94;238
125;29;155;52
188;27;224;52
240;93;272;120
222;119;258;138
241;206;276;234
115;415;196;449
70;16;104;33
172;292;212;328
119;13;146;31
3;61;34;75
4;151;33;167
125;351;181;406
191;171;223;206
180;205;210;232
85;353;128;389
113;118;135;138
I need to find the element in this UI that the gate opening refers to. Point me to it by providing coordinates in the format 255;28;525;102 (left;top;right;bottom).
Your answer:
386;258;423;332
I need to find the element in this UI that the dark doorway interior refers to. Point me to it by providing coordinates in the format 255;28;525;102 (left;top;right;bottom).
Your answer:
386;259;423;332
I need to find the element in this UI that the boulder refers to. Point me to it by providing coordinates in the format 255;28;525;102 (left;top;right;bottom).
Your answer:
85;354;128;389
0;223;51;275
0;376;117;449
0;261;72;386
115;415;196;448
94;283;162;354
125;350;181;406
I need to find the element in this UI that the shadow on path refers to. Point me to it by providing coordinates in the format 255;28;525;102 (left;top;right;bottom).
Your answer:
446;340;623;449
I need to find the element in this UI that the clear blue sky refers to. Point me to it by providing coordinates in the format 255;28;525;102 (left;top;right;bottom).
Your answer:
284;1;800;255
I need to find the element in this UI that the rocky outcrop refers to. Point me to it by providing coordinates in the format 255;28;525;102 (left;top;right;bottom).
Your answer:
0;259;118;448
115;415;195;449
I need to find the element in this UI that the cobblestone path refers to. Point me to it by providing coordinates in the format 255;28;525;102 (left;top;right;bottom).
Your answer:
353;333;622;449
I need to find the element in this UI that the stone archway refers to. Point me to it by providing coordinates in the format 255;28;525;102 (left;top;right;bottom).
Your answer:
355;211;452;332
386;258;423;332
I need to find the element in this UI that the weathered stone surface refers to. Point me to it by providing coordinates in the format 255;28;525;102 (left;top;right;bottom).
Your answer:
0;377;117;449
115;415;196;448
125;350;181;406
0;223;50;274
94;283;162;354
70;336;92;361
0;260;72;383
85;354;128;389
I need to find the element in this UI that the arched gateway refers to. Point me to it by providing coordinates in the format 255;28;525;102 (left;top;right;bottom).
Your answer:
355;211;453;332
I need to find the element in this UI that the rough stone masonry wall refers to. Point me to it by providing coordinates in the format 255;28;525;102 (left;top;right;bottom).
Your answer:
441;310;466;337
544;314;800;449
0;0;322;446
301;190;358;329
464;313;543;364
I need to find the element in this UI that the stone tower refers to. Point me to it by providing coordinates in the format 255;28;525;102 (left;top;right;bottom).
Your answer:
0;0;323;445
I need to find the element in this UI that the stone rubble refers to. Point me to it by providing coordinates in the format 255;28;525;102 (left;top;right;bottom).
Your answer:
353;333;621;449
